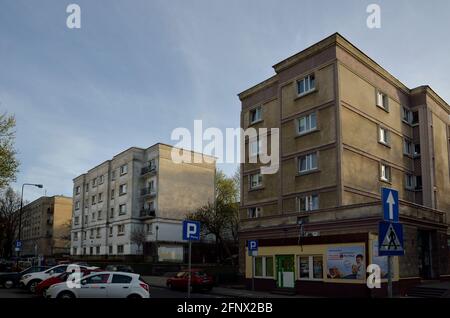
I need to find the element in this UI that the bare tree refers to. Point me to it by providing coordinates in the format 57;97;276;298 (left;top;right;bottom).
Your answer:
0;187;21;258
130;226;147;256
0;113;19;189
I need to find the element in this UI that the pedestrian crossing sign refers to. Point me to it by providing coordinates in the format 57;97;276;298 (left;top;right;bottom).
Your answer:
378;221;404;256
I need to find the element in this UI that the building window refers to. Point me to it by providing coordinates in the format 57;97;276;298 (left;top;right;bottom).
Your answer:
247;207;262;218
119;204;127;215
402;107;413;124
378;127;390;145
72;247;77;255
96;246;100;254
111;170;116;180
99;175;104;184
90;229;94;238
118;224;125;235
89;247;93;255
84;217;88;225
403;139;413;155
249;173;263;189
249;106;262;124
98;192;103;202
74;216;79;225
75;201;80;210
119;184;127;195
82;231;86;240
412;111;419;125
109;227;113;237
120;164;128;175
299;256;323;280
146;224;153;234
96;228;101;238
298;113;317;135
73;232;78;241
110;208;114;218
75;186;81;195
117;245;124;254
405;174;415;190
415;176;423;190
297;74;315;96
298;153;318;173
97;210;102;220
376;91;389;111
92;178;97;188
91;212;96;221
414;144;421;157
109;246;113;254
85;183;89;192
249;138;262;157
297;195;319;212
380;163;391;182
91;195;96;205
254;256;274;278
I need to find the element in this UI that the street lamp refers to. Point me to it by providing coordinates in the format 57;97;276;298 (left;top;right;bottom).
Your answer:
16;183;43;266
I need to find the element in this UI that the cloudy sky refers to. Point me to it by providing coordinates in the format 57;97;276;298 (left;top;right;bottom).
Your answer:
1;0;449;201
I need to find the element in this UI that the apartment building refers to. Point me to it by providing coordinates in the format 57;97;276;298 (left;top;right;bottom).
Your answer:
238;33;450;297
70;143;215;261
20;196;73;257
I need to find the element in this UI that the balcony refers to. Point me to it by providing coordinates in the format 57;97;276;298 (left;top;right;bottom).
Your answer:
140;208;156;218
141;165;157;176
141;187;156;197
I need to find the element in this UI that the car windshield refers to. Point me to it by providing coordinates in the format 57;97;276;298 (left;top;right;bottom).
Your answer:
195;271;208;277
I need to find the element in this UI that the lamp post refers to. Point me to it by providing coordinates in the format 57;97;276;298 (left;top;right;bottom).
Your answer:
17;183;43;266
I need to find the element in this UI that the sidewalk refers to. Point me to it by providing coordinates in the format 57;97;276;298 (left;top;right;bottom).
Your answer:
142;276;308;298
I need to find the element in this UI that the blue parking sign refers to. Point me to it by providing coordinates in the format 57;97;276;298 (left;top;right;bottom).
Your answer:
183;220;200;241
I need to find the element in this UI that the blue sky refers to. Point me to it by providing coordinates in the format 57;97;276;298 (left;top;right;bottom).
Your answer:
1;0;449;201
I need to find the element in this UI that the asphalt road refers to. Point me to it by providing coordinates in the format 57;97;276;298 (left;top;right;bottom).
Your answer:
0;286;225;299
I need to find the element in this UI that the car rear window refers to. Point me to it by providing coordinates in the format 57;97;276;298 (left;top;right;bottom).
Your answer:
111;274;132;284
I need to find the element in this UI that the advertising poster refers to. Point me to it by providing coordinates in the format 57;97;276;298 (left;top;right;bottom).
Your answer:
372;240;389;279
327;246;365;280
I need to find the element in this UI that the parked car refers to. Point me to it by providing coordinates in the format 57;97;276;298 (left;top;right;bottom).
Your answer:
35;268;101;297
0;260;15;273
166;269;214;292
105;265;134;273
0;266;49;289
46;272;150;298
20;264;99;293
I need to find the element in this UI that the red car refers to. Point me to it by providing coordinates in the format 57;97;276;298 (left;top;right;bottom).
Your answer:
35;269;99;297
166;269;214;292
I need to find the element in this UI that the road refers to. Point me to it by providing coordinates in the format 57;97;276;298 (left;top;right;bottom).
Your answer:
0;286;225;298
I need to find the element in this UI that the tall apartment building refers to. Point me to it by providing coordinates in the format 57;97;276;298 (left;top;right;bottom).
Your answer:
238;33;450;297
20;196;73;257
70;143;215;261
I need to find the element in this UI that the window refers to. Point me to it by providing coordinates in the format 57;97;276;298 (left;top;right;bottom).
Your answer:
74;216;79;225
72;247;77;255
84;274;109;285
73;232;78;241
96;246;100;254
109;227;113;236
84;199;88;208
118;224;125;235
146;224;153;234
109;246;113;254
82;231;86;240
117;245;124;254
84;217;88;225
111;189;115;199
403;139;413;155
298;153;318;173
297;74;315;96
405;174;415;190
99;175;104;184
249;139;262;157
297;195;319;212
379;127;390;145
112;274;132;284
111;170;116;180
249;107;262;124
249;173;263;189
75;186;81;195
91;212;95;221
247;207;262;218
402;107;413;124
415;176;423;190
120;164;128;175
92;178;97;187
98;192;103;202
119;204;127;215
85;183;89;192
97;210;102;220
298;113;317;135
254;256;274;278
380;163;391;182
376;91;389;110
91;195;96;205
119;184;127;195
412;111;419;125
75;201;80;210
90;229;94;238
110;208;114;218
414;144;421;157
299;256;323;280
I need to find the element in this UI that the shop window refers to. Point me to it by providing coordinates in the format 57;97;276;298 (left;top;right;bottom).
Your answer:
254;256;274;278
298;255;323;280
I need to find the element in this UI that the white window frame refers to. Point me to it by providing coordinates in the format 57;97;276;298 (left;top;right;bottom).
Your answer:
75;201;80;210
75;186;80;195
74;216;79;225
118;224;125;235
380;163;391;182
403;139;413;155
119;184;127;195
117;245;124;254
405;174;415;190
249;107;262;124
254;256;274;278
298;153;318;173
378;127;390;145
298;255;324;281
120;164;128;175
249;138;262;157
297;74;316;96
119;204;127;215
298;113;317;135
247;207;262;218
297;194;319;212
402;107;413;124
376;91;389;111
249;173;263;189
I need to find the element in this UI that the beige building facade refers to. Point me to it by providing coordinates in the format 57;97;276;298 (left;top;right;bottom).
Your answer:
239;33;450;296
20;196;73;257
70;143;215;260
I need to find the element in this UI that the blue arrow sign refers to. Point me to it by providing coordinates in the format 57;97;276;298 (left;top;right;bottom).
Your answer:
382;188;399;222
378;221;404;256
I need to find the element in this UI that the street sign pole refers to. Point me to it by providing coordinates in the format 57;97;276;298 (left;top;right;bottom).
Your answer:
188;239;192;298
251;254;255;291
387;255;393;298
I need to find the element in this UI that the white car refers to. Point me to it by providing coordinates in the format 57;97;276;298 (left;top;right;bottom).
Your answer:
46;271;150;298
20;264;98;293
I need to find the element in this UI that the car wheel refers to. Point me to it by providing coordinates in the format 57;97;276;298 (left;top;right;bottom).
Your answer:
28;280;41;293
57;291;75;299
4;280;14;289
127;294;142;299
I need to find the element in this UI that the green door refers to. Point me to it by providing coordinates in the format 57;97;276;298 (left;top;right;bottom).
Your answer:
276;255;295;288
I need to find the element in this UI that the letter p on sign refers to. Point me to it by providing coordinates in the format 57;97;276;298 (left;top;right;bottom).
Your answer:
183;220;200;241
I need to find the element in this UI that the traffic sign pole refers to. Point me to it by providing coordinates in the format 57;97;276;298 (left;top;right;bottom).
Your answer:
387;256;393;298
188;239;192;298
251;255;255;291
